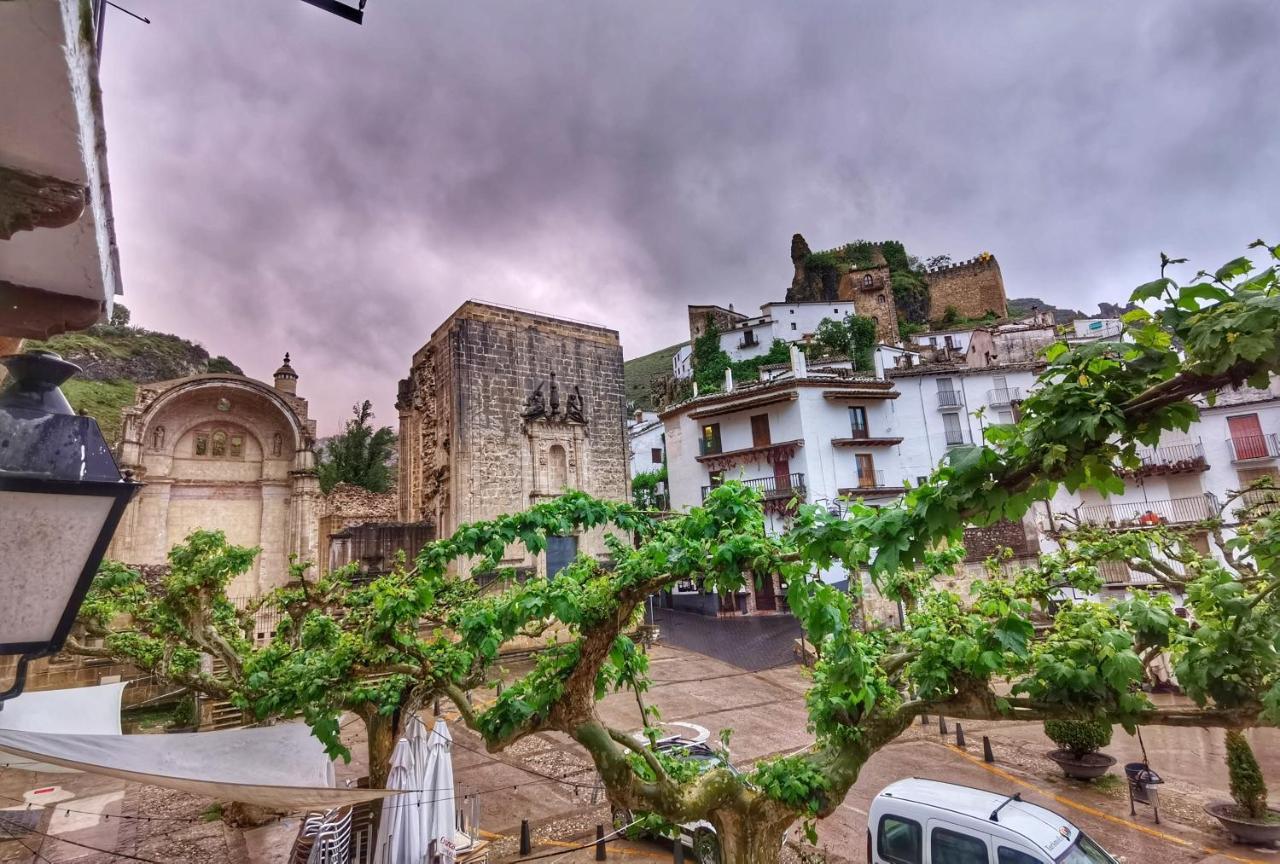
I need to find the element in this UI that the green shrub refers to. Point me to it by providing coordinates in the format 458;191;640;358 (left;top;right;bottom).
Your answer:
1043;719;1112;758
1226;729;1269;819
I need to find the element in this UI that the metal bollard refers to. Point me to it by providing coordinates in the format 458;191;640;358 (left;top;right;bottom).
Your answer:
596;824;607;861
674;837;685;864
520;819;532;856
983;736;995;763
921;713;929;726
955;724;966;749
939;716;948;736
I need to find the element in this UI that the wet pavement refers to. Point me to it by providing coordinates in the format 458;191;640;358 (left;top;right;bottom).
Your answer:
651;608;801;671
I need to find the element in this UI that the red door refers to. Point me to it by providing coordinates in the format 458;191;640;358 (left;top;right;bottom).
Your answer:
1229;414;1265;459
773;459;791;492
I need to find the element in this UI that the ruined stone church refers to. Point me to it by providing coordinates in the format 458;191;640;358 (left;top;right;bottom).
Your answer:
396;301;629;577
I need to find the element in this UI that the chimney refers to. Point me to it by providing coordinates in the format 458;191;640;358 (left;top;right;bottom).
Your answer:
790;345;807;378
724;367;734;393
273;353;298;395
728;303;735;312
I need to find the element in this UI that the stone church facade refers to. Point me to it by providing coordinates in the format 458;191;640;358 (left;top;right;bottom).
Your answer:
107;355;322;596
396;301;629;577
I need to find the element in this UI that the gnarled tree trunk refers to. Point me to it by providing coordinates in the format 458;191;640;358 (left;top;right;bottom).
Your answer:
706;799;796;864
360;704;398;790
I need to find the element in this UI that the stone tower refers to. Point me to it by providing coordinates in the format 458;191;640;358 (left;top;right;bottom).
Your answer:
396;301;628;577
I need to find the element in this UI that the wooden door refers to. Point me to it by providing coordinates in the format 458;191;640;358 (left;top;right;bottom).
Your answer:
754;572;777;611
856;453;876;487
1229;414;1265;459
751;414;772;447
772;458;791;491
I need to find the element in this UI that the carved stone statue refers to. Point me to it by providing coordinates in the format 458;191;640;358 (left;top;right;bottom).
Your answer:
565;386;586;423
523;382;547;420
548;372;561;417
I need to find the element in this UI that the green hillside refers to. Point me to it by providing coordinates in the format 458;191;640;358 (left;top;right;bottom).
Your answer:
623;341;685;411
25;310;241;446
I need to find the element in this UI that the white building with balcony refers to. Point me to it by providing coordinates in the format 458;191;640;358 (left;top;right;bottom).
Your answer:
886;361;1042;484
628;410;666;478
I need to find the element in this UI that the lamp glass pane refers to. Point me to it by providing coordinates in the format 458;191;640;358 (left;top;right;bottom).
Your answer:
0;490;113;646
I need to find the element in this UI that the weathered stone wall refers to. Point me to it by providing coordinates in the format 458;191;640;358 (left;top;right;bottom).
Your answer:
687;305;745;341
962;517;1040;562
924;255;1008;321
319;482;400;573
398;302;629;575
836;265;900;344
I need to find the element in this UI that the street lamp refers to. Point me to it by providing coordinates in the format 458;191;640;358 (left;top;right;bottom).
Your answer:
0;351;139;702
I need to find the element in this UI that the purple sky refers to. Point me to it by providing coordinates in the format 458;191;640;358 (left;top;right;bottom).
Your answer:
99;1;1280;435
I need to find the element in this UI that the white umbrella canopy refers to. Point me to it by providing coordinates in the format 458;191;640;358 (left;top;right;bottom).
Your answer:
421;717;457;857
374;724;428;864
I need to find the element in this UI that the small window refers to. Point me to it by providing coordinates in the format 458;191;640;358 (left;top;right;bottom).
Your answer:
997;848;1042;864
878;294;886;305
229;435;244;458
931;826;988;864
791;322;797;330
849;406;868;437
651;447;663;464
877;815;922;864
834;308;839;314
863;273;873;287
194;433;209;456
789;308;795;314
916;476;928;486
701;423;722;456
211;430;227;458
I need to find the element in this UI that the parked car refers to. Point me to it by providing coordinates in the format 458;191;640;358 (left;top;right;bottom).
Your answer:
611;733;736;864
868;778;1120;863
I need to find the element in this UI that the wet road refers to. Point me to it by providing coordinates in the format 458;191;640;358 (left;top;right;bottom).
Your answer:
651;608;801;672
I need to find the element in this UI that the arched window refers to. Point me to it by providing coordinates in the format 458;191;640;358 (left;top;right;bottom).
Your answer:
272;432;283;457
549;444;568;490
877;294;886;305
151;426;165;450
862;273;873;287
211;430;227;458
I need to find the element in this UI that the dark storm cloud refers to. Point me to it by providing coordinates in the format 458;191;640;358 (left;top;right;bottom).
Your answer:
99;1;1280;433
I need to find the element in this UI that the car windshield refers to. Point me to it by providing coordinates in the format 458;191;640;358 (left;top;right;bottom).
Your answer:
1055;833;1118;864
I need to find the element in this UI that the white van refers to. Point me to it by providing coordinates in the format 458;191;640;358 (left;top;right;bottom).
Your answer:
867;779;1120;864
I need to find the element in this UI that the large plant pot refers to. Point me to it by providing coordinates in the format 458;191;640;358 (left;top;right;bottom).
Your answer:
1205;802;1280;846
1046;749;1116;780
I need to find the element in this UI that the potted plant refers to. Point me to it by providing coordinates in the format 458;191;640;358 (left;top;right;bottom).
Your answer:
1205;730;1280;845
1044;719;1116;780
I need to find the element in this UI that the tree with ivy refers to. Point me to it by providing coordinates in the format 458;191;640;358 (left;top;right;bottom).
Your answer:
76;242;1280;864
316;400;396;494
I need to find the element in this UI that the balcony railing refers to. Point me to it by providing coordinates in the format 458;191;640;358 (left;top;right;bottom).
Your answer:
987;387;1023;406
1072;494;1217;528
1227;433;1280;462
936;390;963;409
701;472;806;502
1133;441;1208;473
738;335;760;349
855;468;886;489
698;438;722;456
940;428;974;449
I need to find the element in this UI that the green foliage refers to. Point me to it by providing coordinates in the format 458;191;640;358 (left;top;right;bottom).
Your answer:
1043;719;1112;758
207;355;243;375
731;339;792;383
317;400;396;494
1226;729;1269;819
110;303;131;327
750;755;831;840
632;466;667;509
849;316;879;371
60;378;136;444
691;318;731;394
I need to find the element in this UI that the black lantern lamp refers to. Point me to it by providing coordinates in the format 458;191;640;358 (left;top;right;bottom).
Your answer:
0;351;140;702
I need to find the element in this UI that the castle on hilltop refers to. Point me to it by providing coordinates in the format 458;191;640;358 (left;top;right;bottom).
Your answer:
786;233;1007;327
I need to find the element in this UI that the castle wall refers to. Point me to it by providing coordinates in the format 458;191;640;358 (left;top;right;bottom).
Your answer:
398;303;629;575
836;265;899;344
924;255;1008;321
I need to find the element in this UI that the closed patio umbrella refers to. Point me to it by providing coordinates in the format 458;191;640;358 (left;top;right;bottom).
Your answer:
420;717;457;860
374;717;429;864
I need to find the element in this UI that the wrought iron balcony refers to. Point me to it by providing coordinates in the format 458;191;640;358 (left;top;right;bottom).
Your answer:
936;390;963;409
701;472;806;503
1072;494;1217;528
837;469;907;497
1131;441;1208;474
1227;433;1280;462
939;428;974;449
986;387;1023;406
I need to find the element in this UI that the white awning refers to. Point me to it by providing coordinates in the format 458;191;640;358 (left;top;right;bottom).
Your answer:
0;685;394;809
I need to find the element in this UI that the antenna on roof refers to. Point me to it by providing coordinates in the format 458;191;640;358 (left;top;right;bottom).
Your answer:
989;792;1021;822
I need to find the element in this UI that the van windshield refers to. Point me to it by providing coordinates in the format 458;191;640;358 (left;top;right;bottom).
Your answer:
1055;833;1118;864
